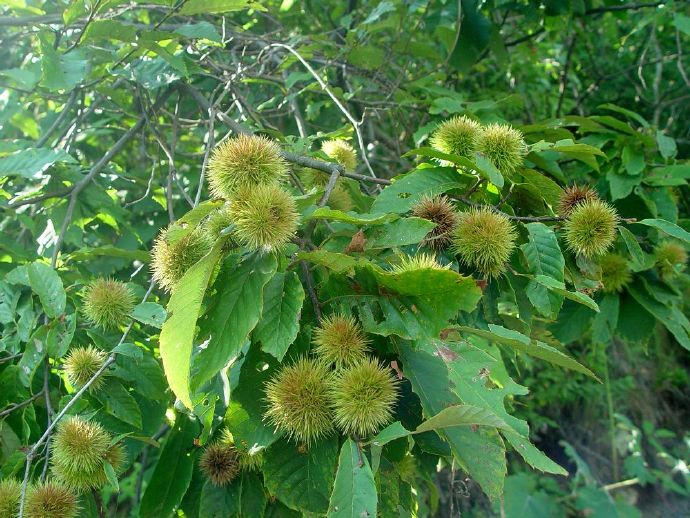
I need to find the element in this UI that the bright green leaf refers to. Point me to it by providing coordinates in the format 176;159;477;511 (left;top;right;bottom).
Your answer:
327;438;377;518
26;262;65;318
254;272;305;361
159;244;222;409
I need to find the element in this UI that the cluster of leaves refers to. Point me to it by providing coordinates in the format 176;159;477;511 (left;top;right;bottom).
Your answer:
0;1;689;517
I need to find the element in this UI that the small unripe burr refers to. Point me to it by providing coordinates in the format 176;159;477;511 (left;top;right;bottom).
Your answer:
218;428;263;472
151;226;214;292
321;140;358;171
300;168;354;211
24;481;79;518
329;358;399;438
82;278;134;329
655;240;687;279
199;442;240;487
0;478;21;517
312;314;370;368
204;205;233;238
430;116;481;158
451;207;517;278
63;346;108;391
563;199;619;258
558;184;599;216
390;253;449;274
476;123;526;175
51;416;124;491
411;195;459;250
228;184;299;252
264;357;335;445
207;134;288;199
598;253;632;293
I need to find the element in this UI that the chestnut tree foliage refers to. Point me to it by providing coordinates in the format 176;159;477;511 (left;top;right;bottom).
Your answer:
1;1;689;517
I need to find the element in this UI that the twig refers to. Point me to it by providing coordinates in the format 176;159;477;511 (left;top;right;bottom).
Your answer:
301;260;321;324
40;360;54;480
124;163;157;208
0;391;43;418
675;30;690;89
194;105;216;207
8;189;72;209
556;33;577;117
602;478;639;491
0;352;22;363
134;424;170;505
267;43;378;179
50;87;174;266
36;90;79;148
181;83;391;186
585;1;663;15
18;276;157;517
0;14;61;26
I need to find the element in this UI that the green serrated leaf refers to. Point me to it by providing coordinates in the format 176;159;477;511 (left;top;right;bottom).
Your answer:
93;378;142;429
192;253;276;391
618;227;646;271
521;223;565;318
415;404;511;433
474;153;504;188
530;274;599;312
26;262;65;318
159;244;222;409
66;245;151;263
225;345;283;450
457;325;598;379
327;438;377;518
355;264;482;340
131;302;166;329
397;341;507;500
297;250;366;274
263;437;338;514
140;416;198;517
39;33;87;91
255;272;305;361
635;218;690;245
371;167;466;214
306;207;397;225
180;0;263;15
628;284;690;351
364;217;435;249
103;462;119;491
369;422;409;447
0;147;75;178
503;431;567;475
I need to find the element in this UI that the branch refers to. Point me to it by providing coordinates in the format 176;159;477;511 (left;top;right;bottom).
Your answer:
0;352;22;363
585;1;664;15
301;260;322;324
8;189;72;209
266;43;378;179
0;14;61;26
18;278;157;518
556;33;577;117
0;391;43;419
49;86;175;266
36;89;79;148
180;83;392;187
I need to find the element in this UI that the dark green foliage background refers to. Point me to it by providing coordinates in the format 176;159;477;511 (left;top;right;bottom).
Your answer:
1;1;689;517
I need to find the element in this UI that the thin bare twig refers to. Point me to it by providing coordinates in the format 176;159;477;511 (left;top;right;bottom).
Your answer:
18;278;156;518
301;260;322;324
36;89;79;148
0;391;43;419
180;83;392;186
267;43;378;179
50;87;174;266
